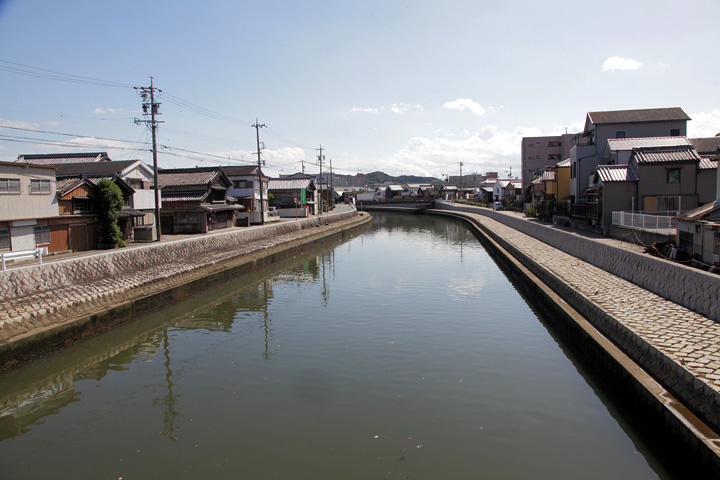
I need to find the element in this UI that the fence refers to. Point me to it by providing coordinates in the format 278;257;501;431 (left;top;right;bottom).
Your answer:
611;211;676;233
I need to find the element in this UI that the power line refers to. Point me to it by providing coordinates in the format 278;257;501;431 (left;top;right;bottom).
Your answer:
0;59;134;88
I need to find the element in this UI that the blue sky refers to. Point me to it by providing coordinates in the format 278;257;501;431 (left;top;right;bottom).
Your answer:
1;0;719;180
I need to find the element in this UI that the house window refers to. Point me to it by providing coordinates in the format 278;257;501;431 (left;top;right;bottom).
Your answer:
548;154;561;160
34;225;50;245
666;168;681;184
0;178;21;194
670;129;680;136
714;232;720;257
616;131;626;138
233;180;251;188
73;199;93;213
571;162;576;178
29;179;51;194
0;229;10;250
656;196;680;212
548;141;561;147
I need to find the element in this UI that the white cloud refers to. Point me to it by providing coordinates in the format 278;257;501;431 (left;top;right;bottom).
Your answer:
386;103;423;115
549;121;584;135
347;103;422;115
349;107;378;114
688;109;720;138
0;117;39;130
602;56;644;71
443;98;487;116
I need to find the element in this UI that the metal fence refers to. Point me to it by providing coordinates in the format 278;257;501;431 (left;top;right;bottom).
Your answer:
612;211;676;232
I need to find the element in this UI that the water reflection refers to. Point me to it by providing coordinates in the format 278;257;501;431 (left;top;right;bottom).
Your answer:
0;237;344;444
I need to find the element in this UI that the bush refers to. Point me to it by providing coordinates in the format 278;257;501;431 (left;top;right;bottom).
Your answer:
97;179;123;244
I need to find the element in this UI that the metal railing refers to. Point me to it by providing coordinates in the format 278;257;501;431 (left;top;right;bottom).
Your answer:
612;211;676;232
1;247;48;271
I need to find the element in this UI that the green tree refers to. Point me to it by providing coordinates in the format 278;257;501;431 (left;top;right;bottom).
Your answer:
97;179;123;244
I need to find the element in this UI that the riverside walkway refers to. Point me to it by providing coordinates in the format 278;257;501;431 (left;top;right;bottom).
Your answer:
433;202;720;445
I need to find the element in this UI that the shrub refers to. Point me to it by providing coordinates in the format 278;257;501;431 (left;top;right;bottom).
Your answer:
97;179;123;244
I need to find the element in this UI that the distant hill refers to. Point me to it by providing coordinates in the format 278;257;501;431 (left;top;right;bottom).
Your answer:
364;171;441;184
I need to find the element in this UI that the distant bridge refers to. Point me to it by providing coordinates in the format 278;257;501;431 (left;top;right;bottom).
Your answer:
356;201;434;213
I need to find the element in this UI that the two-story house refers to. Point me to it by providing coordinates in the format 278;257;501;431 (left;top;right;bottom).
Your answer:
155;167;242;234
222;165;270;221
0;161;61;252
569;107;690;201
268;176;317;216
55;160;160;241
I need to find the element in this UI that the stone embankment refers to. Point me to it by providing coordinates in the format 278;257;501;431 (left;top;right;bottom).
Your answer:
0;209;370;370
432;201;720;470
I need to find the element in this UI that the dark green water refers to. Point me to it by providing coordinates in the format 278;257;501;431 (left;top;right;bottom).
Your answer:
0;213;680;478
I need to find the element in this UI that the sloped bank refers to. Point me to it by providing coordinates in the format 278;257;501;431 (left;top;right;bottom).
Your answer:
428;208;720;475
0;211;371;371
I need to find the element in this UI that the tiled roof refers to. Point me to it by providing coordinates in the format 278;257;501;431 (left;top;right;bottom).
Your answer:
156;168;220;188
223;165;269;177
56;160;142;177
56;177;97;196
606;136;690;151
633;147;701;164
160;191;209;202
699;158;719;170
17;152;109;164
689;137;720;155
586;107;690;127
596;165;638;183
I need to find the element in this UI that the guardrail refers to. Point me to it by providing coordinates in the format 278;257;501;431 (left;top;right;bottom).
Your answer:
1;247;48;271
612;211;676;232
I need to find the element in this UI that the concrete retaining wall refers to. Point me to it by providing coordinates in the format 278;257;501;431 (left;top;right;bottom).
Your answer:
433;209;720;474
0;211;358;303
437;202;720;322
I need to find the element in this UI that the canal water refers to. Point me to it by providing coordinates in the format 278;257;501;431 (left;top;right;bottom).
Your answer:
0;213;681;479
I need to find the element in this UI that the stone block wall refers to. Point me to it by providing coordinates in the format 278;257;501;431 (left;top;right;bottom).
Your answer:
0;211;358;303
438;202;720;322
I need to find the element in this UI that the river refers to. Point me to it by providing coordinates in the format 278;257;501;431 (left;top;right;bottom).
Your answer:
0;213;684;479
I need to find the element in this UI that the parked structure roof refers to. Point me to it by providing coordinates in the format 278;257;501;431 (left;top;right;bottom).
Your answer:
676;200;720;223
596;165;638;183
556;158;571;168
541;171;556;182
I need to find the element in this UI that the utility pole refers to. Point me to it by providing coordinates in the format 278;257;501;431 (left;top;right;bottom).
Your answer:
252;119;266;225
329;157;333;209
459;162;464;200
134;77;163;241
317;145;324;217
301;158;305;174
